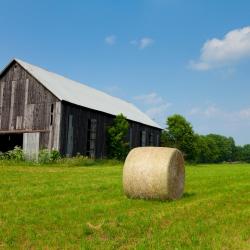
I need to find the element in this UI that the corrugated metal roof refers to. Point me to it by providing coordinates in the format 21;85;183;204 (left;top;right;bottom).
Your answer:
11;59;161;129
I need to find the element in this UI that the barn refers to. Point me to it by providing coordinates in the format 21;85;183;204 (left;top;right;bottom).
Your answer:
0;59;162;159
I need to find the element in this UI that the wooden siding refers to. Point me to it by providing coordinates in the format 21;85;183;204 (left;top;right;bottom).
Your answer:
60;101;161;158
0;62;61;150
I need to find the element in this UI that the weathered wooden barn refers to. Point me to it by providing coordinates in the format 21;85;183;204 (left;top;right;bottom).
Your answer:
0;59;162;158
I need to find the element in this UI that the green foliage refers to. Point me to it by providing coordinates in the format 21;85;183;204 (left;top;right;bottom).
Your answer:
161;114;196;160
1;146;24;161
50;149;61;161
57;155;121;167
233;144;250;162
0;152;4;160
241;144;250;162
107;113;129;161
206;134;235;162
194;134;236;163
38;149;61;164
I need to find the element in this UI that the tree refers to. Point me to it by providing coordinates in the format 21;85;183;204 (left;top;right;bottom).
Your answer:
232;145;244;162
194;135;222;163
205;134;235;162
194;134;236;163
241;144;250;162
161;114;196;160
107;114;129;161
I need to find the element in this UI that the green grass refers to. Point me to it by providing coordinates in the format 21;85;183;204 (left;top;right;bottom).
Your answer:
0;162;249;250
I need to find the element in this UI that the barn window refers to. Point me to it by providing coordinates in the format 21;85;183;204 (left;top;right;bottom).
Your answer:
50;104;54;125
140;130;146;146
149;132;154;146
86;119;97;158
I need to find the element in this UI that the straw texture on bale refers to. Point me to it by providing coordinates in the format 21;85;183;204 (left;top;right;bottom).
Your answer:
123;147;185;200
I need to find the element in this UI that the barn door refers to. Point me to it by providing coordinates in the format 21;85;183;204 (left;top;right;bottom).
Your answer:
86;119;97;158
23;132;40;161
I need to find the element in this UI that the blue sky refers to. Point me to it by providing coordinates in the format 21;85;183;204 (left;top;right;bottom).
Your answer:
1;0;250;145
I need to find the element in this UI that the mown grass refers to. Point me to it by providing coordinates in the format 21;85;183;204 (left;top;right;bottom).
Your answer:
0;161;249;250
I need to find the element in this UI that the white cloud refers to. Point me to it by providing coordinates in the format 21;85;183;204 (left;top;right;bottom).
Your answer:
190;26;250;70
239;108;250;119
133;92;171;124
130;37;154;49
145;104;170;120
189;105;221;118
189;105;250;121
188;105;250;144
105;35;116;45
139;37;154;49
134;92;164;105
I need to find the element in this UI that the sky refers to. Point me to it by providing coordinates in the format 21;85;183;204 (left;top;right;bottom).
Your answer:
0;0;250;145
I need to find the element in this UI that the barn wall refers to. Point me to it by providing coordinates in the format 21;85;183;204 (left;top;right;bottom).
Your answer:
60;101;161;158
0;61;61;151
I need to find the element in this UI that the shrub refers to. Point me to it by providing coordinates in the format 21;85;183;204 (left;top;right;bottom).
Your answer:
0;151;6;160
107;114;129;161
6;146;24;161
56;155;121;167
50;149;61;161
38;149;61;164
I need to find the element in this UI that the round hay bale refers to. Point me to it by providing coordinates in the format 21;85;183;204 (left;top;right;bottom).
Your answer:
123;147;185;200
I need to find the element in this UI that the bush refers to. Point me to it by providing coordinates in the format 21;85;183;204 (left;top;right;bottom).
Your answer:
57;155;121;167
0;151;5;160
50;149;61;161
107;114;129;161
38;149;61;164
6;146;24;161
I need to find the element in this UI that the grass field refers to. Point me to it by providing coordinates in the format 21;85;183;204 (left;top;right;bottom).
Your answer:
0;161;249;250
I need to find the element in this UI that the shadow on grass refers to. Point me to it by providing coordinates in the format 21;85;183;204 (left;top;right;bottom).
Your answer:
125;192;196;204
182;192;196;199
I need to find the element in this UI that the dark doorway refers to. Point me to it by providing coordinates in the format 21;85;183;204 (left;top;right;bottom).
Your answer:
0;133;23;152
86;119;97;158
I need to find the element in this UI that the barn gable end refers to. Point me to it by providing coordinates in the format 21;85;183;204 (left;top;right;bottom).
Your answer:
0;61;62;154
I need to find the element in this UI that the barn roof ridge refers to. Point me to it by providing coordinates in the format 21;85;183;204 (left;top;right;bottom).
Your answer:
3;58;162;129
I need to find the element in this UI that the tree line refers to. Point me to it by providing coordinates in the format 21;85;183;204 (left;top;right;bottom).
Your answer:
107;113;250;163
161;114;250;163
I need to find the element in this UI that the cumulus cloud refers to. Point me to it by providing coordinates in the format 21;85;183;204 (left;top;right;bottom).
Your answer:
145;104;171;120
133;92;171;124
105;35;116;45
189;105;250;121
134;92;164;105
239;108;250;119
188;105;250;144
139;37;154;49
189;105;221;118
130;37;154;49
189;26;250;70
